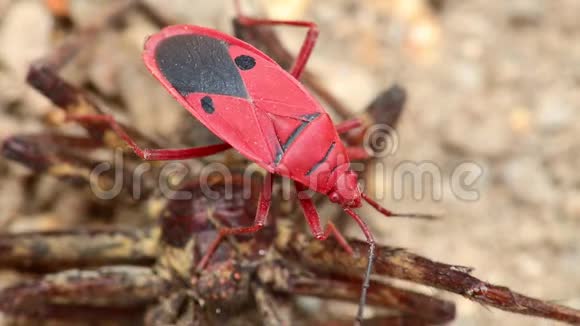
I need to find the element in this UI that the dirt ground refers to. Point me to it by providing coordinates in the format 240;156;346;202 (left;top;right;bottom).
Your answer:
0;0;579;325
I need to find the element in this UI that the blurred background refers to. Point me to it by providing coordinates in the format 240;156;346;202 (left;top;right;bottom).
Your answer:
0;0;579;324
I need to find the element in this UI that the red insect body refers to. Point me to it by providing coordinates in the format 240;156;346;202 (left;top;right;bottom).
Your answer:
143;25;354;202
137;7;388;321
69;2;429;322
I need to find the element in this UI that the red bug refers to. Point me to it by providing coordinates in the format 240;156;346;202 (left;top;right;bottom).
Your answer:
67;1;431;321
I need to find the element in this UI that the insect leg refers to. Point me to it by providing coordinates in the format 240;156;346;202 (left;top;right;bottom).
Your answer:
294;182;354;255
335;118;364;134
67;114;232;160
196;173;274;270
234;0;318;79
345;147;371;161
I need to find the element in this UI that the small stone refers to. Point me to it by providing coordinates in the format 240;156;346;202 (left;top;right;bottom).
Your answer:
563;191;580;221
461;39;484;60
0;0;52;77
117;62;184;138
142;0;228;26
295;297;322;314
69;0;116;28
87;32;124;97
44;0;70;17
406;15;441;64
10;214;63;232
260;0;310;20
315;60;380;115
535;95;574;132
515;253;543;278
442;110;514;158
509;107;532;134
0;72;25;105
500;156;556;205
452;61;485;91
508;0;545;26
0;0;53;114
0;0;12;17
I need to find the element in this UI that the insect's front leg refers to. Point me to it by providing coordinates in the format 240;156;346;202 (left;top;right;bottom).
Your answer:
234;0;318;79
294;182;354;255
234;11;408;128
233;8;354;119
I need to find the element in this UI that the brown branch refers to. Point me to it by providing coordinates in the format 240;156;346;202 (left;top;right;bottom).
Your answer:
278;232;580;324
0;228;159;272
25;0;162;150
289;276;455;324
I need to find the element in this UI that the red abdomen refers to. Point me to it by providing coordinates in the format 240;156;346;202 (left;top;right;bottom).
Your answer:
272;113;349;194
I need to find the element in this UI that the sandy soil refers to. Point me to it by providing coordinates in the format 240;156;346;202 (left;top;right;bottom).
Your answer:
0;0;579;325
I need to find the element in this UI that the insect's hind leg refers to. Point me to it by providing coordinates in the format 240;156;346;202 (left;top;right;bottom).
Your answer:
234;0;318;79
67;114;231;160
335;118;363;134
196;173;274;270
334;118;373;160
294;182;354;255
345;146;371;161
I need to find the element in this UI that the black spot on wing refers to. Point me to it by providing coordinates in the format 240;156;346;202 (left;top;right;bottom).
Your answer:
155;34;248;98
234;55;256;70
305;142;336;176
201;96;215;114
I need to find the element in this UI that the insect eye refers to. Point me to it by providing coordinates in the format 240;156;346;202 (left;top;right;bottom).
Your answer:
234;55;256;70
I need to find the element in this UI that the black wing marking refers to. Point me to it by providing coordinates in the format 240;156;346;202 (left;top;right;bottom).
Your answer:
271;113;321;165
305;142;336;176
155;34;248;98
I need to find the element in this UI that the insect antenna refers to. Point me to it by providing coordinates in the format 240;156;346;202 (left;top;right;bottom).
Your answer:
343;208;375;324
345;193;436;322
361;192;438;220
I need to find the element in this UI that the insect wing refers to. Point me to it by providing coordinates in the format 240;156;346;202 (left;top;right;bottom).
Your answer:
143;25;329;170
